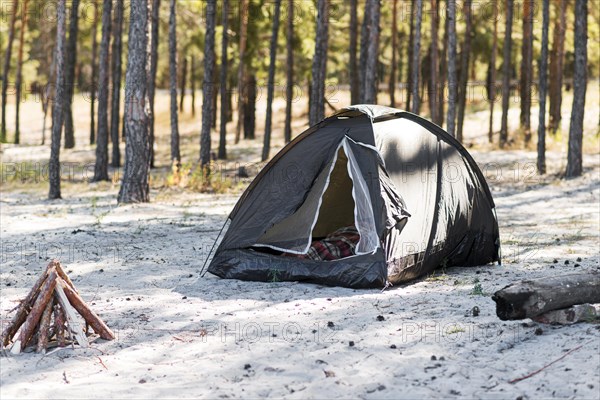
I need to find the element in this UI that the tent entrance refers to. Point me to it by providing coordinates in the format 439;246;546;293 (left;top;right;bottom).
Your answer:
252;138;379;259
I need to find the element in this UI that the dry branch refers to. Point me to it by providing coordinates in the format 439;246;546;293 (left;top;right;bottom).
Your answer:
36;298;54;353
54;279;88;348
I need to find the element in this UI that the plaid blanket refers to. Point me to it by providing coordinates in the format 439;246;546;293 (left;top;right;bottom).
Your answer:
285;226;360;261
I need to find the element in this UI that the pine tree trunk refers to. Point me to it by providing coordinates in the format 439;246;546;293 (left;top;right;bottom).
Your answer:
284;0;294;143
93;0;112;181
428;0;438;122
243;73;256;140
262;0;282;161
349;0;359;104
148;0;160;168
211;64;218;129
488;0;499;143
363;0;381;104
456;0;471;142
191;57;196;116
49;0;67;199
169;0;180;165
446;0;457;136
118;0;150;203
358;0;372;102
90;0;98;145
200;0;217;167
499;0;514;148
1;0;18;142
110;0;124;168
180;57;187;113
15;0;29;145
309;0;329;125
537;0;549;174
549;0;566;132
437;0;447;126
218;0;229;160
62;0;80;149
389;0;398;107
565;0;588;178
411;0;423;114
520;0;534;143
406;0;415;111
235;0;249;143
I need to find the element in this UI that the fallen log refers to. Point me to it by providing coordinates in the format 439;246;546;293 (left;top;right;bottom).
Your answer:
492;272;600;320
533;303;600;325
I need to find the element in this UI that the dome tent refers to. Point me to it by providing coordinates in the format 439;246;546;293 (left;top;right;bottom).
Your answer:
207;106;500;289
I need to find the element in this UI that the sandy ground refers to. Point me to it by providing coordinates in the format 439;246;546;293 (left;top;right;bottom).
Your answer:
1;89;599;399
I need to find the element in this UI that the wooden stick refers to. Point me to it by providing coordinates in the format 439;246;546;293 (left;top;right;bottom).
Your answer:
54;279;88;348
1;265;50;347
36;298;54;353
53;301;66;347
59;278;114;340
52;260;78;293
11;268;57;354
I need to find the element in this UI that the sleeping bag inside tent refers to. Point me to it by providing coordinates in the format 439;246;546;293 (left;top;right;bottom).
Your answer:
207;106;500;289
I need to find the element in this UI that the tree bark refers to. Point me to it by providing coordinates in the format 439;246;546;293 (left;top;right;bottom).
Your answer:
428;0;438;122
0;0;18;142
110;0;124;168
363;0;381;104
14;0;29;145
191;57;196;116
262;0;282;161
169;0;180;165
492;273;600;320
519;0;534;143
349;0;359;104
243;73;256;140
389;0;398;107
36;299;54;353
358;0;372;102
309;0;329;125
565;0;588;178
148;0;161;168
437;0;447;126
499;0;514;148
200;0;217;167
235;0;249;143
284;0;294;143
411;0;423;114
90;0;98;145
455;0;472;142
218;0;230;160
488;0;499;143
537;0;549;174
118;0;150;203
406;0;415;111
49;0;68;199
549;0;566;133
445;0;457;136
179;57;187;113
93;0;112;181
62;0;80;149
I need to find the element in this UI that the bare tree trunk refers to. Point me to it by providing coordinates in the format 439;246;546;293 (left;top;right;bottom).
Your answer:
446;0;458;136
90;0;98;145
243;74;256;140
1;0;19;142
406;0;415;111
118;0;150;203
110;0;124;168
49;0;67;199
169;0;180;165
437;0;447;126
218;0;229;160
455;0;471;142
411;0;423;114
488;0;499;143
358;0;372;102
191;57;196;116
235;0;249;143
148;0;160;168
520;0;534;143
200;0;217;167
309;0;329;125
93;0;112;181
211;65;218;129
62;0;80;149
537;0;549;174
549;0;566;133
499;0;514;148
262;0;282;161
284;0;294;143
565;0;588;178
428;0;439;122
180;57;187;113
15;0;29;145
363;0;381;104
389;0;398;107
349;0;359;104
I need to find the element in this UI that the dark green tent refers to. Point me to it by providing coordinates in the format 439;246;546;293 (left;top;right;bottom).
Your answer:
207;106;500;288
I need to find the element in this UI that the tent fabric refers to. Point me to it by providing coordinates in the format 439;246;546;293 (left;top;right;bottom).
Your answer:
207;106;500;289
